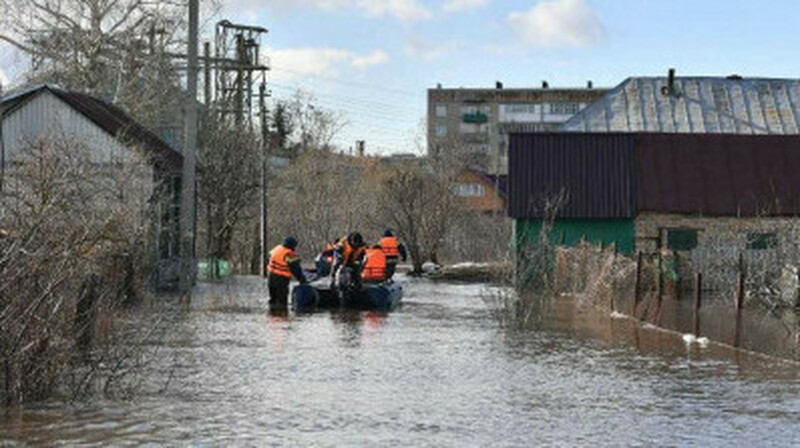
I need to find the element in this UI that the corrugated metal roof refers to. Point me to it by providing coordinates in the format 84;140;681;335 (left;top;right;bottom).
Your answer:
508;133;800;219
508;133;637;219
2;84;182;171
561;77;800;135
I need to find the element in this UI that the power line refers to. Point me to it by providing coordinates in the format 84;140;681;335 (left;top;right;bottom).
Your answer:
267;95;421;133
270;66;418;97
269;82;423;116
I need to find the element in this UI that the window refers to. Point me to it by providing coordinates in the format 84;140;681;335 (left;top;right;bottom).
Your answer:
435;104;447;118
461;105;490;115
460;122;489;134
549;102;581;115
468;144;490;154
504;104;539;114
435;123;447;137
453;183;486;197
747;232;777;250
667;229;698;251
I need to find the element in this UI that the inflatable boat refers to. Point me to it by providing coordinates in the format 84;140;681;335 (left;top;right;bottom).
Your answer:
291;280;403;311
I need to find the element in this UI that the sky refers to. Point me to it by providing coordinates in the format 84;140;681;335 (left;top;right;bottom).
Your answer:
4;0;800;154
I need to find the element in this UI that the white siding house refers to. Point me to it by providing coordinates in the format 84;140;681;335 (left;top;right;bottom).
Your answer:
1;84;184;290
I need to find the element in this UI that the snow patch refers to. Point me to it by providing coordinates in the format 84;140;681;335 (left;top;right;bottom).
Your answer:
682;334;710;347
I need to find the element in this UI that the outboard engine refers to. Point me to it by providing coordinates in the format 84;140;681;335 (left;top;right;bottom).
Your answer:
335;267;361;304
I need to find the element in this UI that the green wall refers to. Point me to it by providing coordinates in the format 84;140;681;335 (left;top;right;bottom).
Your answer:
514;218;635;254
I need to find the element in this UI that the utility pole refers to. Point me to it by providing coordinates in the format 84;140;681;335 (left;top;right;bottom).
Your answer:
259;79;269;277
0;81;5;192
180;0;199;293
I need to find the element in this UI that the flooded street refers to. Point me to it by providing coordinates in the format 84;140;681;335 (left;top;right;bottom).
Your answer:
2;277;799;446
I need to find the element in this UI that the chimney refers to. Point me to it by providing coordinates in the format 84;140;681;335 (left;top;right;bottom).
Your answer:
661;68;680;97
668;68;675;92
436;83;442;89
542;80;549;89
496;81;503;89
356;140;365;157
587;80;593;89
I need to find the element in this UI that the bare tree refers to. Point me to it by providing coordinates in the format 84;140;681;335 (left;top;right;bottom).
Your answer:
372;138;468;273
0;0;188;130
284;90;348;152
267;150;378;260
0;135;166;404
196;123;261;272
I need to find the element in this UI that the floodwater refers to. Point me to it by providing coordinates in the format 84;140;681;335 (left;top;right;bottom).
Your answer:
1;277;799;446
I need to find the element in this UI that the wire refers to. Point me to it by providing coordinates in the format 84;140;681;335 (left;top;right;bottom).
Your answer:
270;66;418;97
267;94;422;133
269;82;423;116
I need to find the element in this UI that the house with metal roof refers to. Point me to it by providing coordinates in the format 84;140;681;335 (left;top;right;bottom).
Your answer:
560;72;800;134
1;84;184;289
509;133;800;289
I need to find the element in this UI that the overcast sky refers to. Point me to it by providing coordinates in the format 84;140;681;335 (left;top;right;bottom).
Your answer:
4;0;800;154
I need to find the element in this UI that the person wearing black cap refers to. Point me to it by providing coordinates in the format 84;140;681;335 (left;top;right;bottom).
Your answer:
267;236;307;308
331;232;366;286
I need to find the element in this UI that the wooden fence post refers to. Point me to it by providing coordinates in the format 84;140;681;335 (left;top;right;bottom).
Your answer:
633;251;642;318
692;272;702;337
657;250;663;299
610;248;617;312
734;252;745;347
737;252;745;309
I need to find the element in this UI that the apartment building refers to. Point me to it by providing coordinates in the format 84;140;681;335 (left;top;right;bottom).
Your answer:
427;82;608;174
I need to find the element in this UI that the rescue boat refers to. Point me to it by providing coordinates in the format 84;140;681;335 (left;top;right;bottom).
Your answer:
291;280;403;311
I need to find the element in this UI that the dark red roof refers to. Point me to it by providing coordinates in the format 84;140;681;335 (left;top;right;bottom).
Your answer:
509;133;800;219
2;85;182;172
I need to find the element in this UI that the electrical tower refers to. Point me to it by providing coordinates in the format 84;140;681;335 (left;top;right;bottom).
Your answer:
211;20;270;128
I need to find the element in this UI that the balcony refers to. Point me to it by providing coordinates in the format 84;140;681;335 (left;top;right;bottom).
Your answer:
462;112;489;124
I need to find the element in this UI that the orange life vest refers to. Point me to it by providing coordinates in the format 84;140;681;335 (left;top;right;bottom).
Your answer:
362;248;387;282
338;237;365;267
379;236;400;260
268;245;298;278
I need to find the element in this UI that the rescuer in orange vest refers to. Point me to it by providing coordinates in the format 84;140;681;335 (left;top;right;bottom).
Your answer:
267;236;307;308
362;244;388;282
331;232;366;286
379;229;407;279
